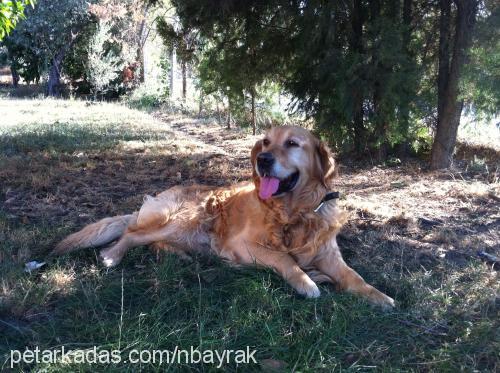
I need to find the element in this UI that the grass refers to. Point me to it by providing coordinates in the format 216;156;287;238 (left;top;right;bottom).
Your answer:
0;96;499;372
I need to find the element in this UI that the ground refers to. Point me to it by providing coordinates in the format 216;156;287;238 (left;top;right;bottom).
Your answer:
0;96;498;372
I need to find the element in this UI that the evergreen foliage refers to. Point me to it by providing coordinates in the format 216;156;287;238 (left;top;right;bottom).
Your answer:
172;0;498;162
0;0;497;165
86;20;122;99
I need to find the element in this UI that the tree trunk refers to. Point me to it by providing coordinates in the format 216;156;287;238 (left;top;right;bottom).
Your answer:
136;4;150;84
352;93;364;153
198;91;204;117
402;0;413;54
373;85;387;161
437;0;451;121
251;89;256;135
10;64;19;88
169;48;176;98
181;60;187;101
47;48;66;97
226;105;231;130
137;48;145;84
46;30;82;97
430;0;478;169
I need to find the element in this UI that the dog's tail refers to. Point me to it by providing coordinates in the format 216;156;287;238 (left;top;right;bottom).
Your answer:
52;214;135;255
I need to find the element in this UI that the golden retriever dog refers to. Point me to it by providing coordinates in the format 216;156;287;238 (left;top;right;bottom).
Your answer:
54;126;395;309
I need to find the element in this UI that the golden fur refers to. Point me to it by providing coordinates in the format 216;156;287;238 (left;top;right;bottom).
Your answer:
54;126;394;308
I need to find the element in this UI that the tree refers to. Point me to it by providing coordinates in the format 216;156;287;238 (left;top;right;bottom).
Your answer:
349;0;366;153
173;0;290;134
134;1;152;84
197;43;247;129
0;0;35;40
430;0;479;169
157;17;198;101
2;32;43;86
86;20;122;99
5;0;94;96
173;0;496;166
91;0;156;85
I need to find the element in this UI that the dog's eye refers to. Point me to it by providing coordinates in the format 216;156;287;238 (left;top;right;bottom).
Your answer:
262;138;270;146
286;140;299;148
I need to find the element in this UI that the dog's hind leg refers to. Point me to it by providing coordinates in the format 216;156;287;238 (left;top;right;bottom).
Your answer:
99;223;187;267
100;229;167;267
100;188;205;267
150;242;193;262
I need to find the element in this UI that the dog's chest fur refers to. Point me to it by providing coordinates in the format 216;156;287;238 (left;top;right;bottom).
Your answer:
205;186;347;257
264;200;347;255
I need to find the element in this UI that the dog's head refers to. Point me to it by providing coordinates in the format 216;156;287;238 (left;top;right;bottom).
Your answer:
251;126;335;200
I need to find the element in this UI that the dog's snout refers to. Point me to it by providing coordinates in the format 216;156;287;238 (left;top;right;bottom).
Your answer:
257;152;274;165
257;152;274;174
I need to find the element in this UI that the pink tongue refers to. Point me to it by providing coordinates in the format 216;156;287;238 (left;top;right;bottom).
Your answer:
259;177;280;200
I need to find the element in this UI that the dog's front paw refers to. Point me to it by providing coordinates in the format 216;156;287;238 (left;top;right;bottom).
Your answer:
100;247;123;268
290;274;321;298
368;289;395;310
379;294;396;310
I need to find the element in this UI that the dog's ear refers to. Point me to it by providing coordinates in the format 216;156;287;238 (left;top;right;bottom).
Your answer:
250;139;263;182
315;140;336;187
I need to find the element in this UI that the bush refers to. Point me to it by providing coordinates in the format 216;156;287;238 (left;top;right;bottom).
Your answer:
86;20;123;99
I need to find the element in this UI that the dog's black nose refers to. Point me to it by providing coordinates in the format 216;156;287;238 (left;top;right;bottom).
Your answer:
257;152;274;174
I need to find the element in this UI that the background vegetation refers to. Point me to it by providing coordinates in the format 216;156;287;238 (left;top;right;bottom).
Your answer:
0;0;498;168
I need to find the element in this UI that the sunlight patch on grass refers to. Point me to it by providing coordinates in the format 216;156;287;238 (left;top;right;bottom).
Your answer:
42;268;77;295
0;98;177;155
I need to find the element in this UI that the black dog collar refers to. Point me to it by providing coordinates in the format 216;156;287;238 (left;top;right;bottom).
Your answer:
314;191;340;213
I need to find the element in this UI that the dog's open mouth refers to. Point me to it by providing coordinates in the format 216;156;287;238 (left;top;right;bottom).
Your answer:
259;171;300;200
